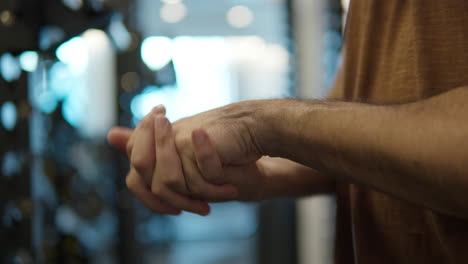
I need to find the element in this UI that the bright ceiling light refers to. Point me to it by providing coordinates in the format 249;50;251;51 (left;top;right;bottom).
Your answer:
160;2;187;24
226;5;254;29
141;36;173;71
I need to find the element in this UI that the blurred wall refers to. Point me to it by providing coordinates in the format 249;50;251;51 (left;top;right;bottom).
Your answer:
292;0;337;264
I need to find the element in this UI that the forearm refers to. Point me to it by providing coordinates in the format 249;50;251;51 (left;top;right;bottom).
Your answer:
257;157;335;199
256;87;468;218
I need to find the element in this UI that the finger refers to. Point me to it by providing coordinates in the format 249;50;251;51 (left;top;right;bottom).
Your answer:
153;114;189;194
152;184;211;216
126;105;166;158
180;154;238;202
108;127;133;152
126;133;136;158
192;128;225;184
153;115;210;215
126;167;181;215
188;128;238;201
154;104;166;116
131;114;156;185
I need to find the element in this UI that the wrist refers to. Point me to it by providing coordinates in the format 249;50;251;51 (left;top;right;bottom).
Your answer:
237;99;324;161
252;99;308;158
243;99;287;157
252;99;338;165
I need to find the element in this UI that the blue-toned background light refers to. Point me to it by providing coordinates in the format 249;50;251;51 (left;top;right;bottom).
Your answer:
226;5;254;29
18;51;39;72
55;205;80;234
62;85;87;128
39;25;66;50
1;151;23;178
1;101;17;131
56;36;89;74
160;2;187;24
62;0;83;11
130;85;177;120
171;203;258;241
141;36;173;71
108;14;132;51
2;201;23;228
36;94;58;114
49;62;76;100
133;37;234;125
0;53;21;82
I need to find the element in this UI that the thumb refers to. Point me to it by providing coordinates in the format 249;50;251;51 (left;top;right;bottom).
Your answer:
107;126;133;152
192;128;227;185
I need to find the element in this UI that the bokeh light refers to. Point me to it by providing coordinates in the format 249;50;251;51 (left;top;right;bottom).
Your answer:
160;0;181;4
226;5;254;29
108;14;132;51
1;101;17;131
160;2;187;24
56;36;89;74
1;151;23;178
141;36;173;71
130;85;175;120
0;53;21;82
62;0;83;11
19;51;39;72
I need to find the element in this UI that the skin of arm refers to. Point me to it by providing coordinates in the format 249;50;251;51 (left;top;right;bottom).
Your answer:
252;86;468;218
256;157;334;199
108;116;334;215
110;85;468;218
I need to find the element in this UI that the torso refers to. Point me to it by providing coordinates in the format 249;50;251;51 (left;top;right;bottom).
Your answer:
331;1;468;263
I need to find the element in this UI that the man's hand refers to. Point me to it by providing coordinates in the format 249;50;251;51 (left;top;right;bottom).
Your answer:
108;101;334;215
130;103;270;202
107;103;267;215
108;106;221;215
166;102;266;199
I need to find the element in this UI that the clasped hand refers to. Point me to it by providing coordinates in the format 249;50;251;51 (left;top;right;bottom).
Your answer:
108;104;266;216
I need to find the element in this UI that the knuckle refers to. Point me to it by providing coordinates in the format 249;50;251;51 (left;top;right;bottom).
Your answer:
165;174;183;187
126;142;133;157
175;134;188;149
151;184;162;196
125;175;136;189
131;156;149;172
189;184;202;197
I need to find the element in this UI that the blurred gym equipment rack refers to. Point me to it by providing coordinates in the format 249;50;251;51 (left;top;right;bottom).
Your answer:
0;0;132;263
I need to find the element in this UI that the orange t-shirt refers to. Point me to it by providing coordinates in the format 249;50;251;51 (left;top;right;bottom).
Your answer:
330;0;468;263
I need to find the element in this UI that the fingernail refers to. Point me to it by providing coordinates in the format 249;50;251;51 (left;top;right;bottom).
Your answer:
199;202;210;216
193;130;207;146
152;105;166;115
155;115;167;128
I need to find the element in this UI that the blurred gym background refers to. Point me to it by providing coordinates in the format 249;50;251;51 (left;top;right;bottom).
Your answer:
0;0;346;263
